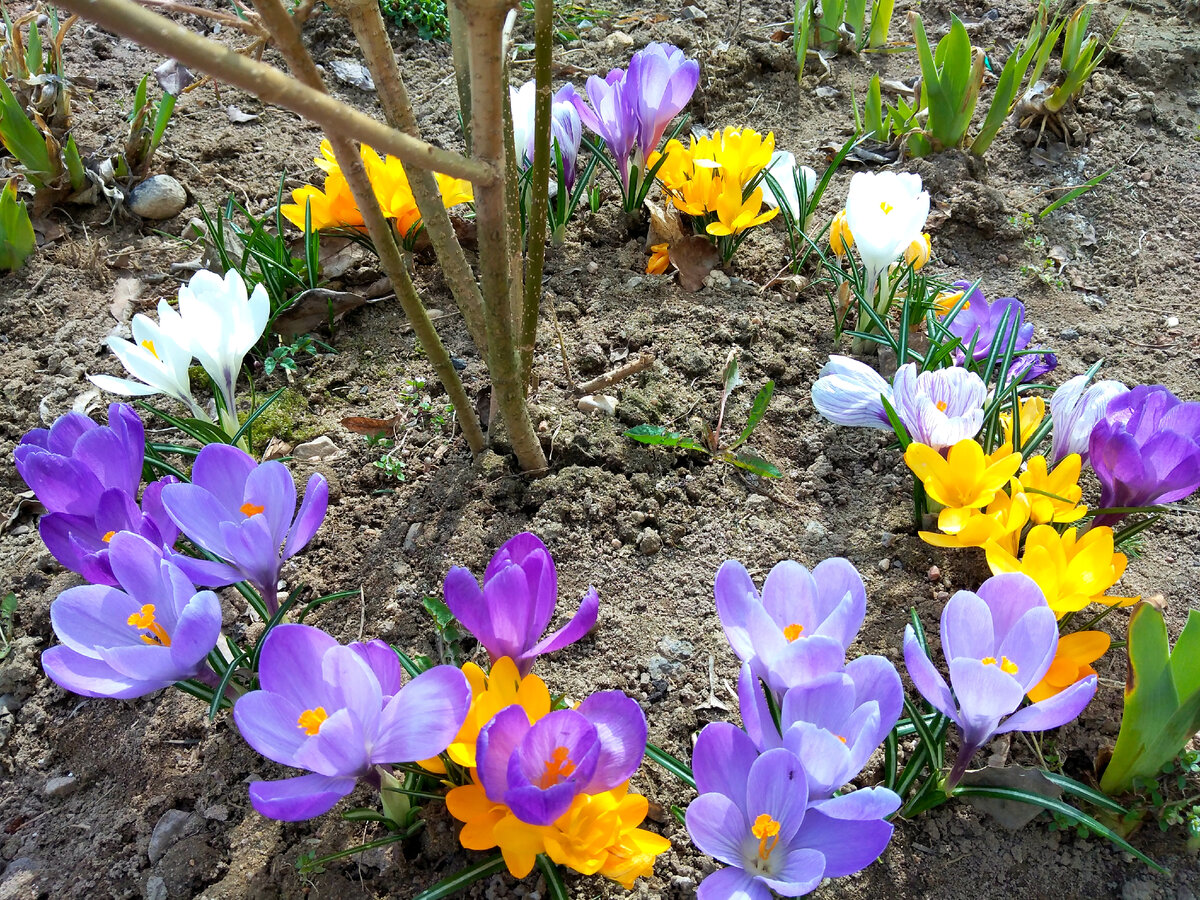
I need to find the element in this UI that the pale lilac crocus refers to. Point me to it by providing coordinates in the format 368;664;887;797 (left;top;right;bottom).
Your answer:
562;73;637;189
715;558;866;695
739;654;902;799
443;532;598;677
903;573;1097;791
890;363;986;450
475;691;646;825
1089;385;1200;526
809;355;893;430
510;81;584;192
233;624;471;821
1049;374;1129;465
41;532;221;699
687;722;900;899
15;404;179;585
161;443;328;611
625;41;699;166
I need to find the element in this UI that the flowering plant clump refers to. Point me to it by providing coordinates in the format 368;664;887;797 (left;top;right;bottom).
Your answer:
281;138;474;247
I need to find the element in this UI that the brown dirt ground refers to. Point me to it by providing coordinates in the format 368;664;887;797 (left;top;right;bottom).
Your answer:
2;0;1200;897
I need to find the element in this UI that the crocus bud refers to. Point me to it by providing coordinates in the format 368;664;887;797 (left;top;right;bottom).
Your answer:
905;233;931;270
1049;374;1129;465
830;209;853;258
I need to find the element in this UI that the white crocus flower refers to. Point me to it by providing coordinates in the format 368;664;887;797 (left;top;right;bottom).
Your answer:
89;304;209;420
1049;375;1129;466
762;150;818;228
843;171;930;299
510;79;537;169
175;269;270;436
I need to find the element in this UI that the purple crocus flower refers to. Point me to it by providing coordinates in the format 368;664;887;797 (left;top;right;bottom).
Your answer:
562;73;637;189
1008;350;1057;384
161;443;328;610
233;624;471;821
809;355;894;430
41;532;222;699
890;363;986;450
475;690;646;825
903;573;1097;791
687;722;900;899
739;655;902;799
1089;385;1200;526
551;86;584;192
943;281;1034;362
625;42;700;165
1049;374;1129;465
443;532;598;677
15;404;180;585
715;558;866;695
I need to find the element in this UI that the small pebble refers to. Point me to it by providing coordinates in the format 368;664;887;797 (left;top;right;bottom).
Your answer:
44;775;78;799
928;565;941;582
403;522;423;553
680;4;708;19
1165;316;1179;328
127;175;187;220
638;529;662;556
577;394;618;416
148;809;200;864
877;558;891;572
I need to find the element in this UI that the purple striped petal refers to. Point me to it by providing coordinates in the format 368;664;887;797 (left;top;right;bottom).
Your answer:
477;705;531;802
747;748;809;843
191;443;257;514
257;624;339;707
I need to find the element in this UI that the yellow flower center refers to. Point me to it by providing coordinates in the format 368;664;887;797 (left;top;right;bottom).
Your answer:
783;623;804;642
240;502;265;517
538;745;577;789
127;604;171;647
102;530;116;542
752;813;782;860
982;655;1019;675
297;707;329;736
936;400;948;412
837;735;847;743
141;339;159;360
880;201;894;214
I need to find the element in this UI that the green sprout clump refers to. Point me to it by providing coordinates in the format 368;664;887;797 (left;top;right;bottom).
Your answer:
379;0;449;41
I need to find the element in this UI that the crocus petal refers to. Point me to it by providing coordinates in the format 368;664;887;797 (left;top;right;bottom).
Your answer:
994;675;1097;735
697;867;773;900
714;560;762;663
747;748;810;844
42;645;153;699
167;589;223;669
939;590;995;662
902;625;958;722
575;689;647;793
295;707;370;777
161;483;233;558
739;663;782;751
477;705;532;802
283;474;328;558
797;793;899;877
244;460;297;552
692;721;759;808
525;587;599;662
233;689;310;767
762;848;827;897
191;443;257;514
685;793;749;869
257;624;339;707
373;665;472;763
248;773;357;821
442;566;494;649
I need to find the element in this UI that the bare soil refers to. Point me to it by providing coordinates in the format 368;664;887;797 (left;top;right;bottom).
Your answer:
2;0;1200;898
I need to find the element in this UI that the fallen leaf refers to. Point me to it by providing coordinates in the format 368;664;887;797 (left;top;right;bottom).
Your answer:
645;197;688;246
2;491;43;536
110;276;143;322
226;105;259;124
672;235;721;292
272;288;373;339
261;437;292;461
328;60;375;92
959;765;1063;831
341;415;401;437
154;59;195;95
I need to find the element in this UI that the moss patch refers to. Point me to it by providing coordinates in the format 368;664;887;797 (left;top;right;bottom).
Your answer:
247;387;322;446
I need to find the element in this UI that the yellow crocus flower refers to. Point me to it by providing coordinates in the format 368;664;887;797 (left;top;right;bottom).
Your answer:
905;439;1023;514
905;233;931;270
1017;453;1086;524
646;242;670;275
830;209;854;258
997;395;1046;454
648;139;694;192
921;481;1031;555
708;126;775;187
1028;630;1110;702
985;524;1138;617
706;185;778;237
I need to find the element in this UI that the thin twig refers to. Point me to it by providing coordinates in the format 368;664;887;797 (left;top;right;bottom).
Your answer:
575;352;655;395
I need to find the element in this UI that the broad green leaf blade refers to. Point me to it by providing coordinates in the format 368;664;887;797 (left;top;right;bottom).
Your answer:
0;181;36;271
0;79;54;185
730;381;774;450
728;451;782;478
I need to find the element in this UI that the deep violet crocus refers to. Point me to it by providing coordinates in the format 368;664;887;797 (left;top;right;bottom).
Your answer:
686;722;900;899
15;404;179;585
475;690;647;826
903;573;1097;791
715;558;866;695
233;624;471;821
890;363;986;451
161;443;328;611
739;655;902;800
41;532;221;699
443;532;599;677
943;281;1033;362
1088;385;1200;526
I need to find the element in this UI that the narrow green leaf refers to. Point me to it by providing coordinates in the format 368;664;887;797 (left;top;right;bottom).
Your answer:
645;740;696;789
537;855;570;900
412;854;507;900
730;381;774;450
728;451;782;478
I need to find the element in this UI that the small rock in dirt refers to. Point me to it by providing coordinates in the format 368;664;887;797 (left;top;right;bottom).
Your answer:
1059;327;1079;341
877;558;891;573
148;809;201;864
403;522;423;553
577;394;618;416
604;32;634;52
935;590;950;603
1165;315;1179;328
637;529;662;556
144;875;169;900
127;175;187;220
44;775;78;798
292;435;340;462
704;269;731;290
658;637;694;660
328;59;375;91
928;565;941;582
804;521;828;537
680;5;707;20
745;494;769;510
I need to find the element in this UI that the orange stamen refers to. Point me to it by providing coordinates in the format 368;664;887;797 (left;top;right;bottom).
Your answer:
751;813;781;860
141;339;159;359
783;623;804;642
240;502;265;517
297;707;328;736
102;531;116;543
538;746;577;789
126;604;171;647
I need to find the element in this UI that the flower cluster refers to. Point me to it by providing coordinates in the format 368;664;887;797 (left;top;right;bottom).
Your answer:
438;533;667;888
282;138;473;246
689;558;902;897
88;269;268;437
509;79;584;194
23;406;329;698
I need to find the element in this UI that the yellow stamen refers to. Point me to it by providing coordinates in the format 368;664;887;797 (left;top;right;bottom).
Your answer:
102;531;116;543
240;502;265;517
880;201;894;214
783;623;804;642
837;735;847;743
126;604;171;647
752;813;782;861
538;746;577;789
936;400;948;412
141;339;159;360
297;707;329;736
982;655;1019;675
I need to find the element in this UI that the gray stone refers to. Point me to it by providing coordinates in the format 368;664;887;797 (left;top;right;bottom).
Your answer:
680;5;707;19
144;875;169;900
403;522;423;553
148;809;201;864
127;175;187;220
293;435;341;462
577;394;618;416
658;637;694;660
637;529;662;556
44;775;78;798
